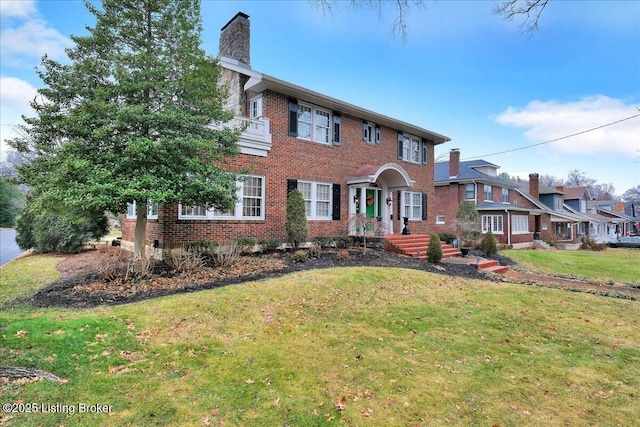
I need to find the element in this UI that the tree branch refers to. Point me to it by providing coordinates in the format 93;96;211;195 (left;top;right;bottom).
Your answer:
493;0;550;33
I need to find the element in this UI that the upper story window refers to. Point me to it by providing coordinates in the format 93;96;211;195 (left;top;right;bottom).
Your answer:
293;102;332;144
250;95;262;119
178;175;265;220
555;196;563;211
465;183;475;200
484;185;493;202
502;188;510;203
363;121;381;144
397;133;426;165
580;199;587;213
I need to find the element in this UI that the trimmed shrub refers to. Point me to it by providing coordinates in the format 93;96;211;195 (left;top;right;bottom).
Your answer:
334;235;353;249
312;235;332;248
480;231;498;257
259;238;281;252
427;233;443;263
286;190;307;248
236;237;255;253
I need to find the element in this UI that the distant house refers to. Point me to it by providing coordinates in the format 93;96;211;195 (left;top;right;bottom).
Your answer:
433;149;622;249
121;12;450;253
434;149;542;248
588;200;636;239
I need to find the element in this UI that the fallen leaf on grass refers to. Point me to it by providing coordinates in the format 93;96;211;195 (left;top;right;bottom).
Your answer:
594;389;613;399
335;396;346;411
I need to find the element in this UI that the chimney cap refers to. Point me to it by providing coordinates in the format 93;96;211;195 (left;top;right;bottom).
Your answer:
221;11;250;31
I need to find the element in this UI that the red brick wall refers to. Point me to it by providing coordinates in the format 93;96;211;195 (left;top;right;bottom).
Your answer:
122;89;440;248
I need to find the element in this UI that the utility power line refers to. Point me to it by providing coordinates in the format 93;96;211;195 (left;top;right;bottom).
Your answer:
461;112;640;161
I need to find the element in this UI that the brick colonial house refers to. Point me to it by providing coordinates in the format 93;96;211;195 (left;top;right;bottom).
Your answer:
121;12;450;252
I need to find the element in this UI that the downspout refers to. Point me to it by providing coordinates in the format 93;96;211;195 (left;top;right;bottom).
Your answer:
504;209;511;246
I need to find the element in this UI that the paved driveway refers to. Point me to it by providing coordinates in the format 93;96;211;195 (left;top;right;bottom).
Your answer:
1;229;25;266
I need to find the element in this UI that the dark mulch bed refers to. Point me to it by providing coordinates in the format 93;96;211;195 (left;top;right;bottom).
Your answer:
20;248;493;309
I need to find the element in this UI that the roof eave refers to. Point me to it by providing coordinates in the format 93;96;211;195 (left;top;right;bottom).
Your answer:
245;73;451;145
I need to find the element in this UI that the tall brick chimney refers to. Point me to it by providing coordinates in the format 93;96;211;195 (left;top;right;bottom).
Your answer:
529;173;540;200
449;148;460;178
219;12;250;66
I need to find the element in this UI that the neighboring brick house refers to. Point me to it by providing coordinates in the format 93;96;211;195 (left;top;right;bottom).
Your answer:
434;149;541;247
433;149;615;248
121;12;450;252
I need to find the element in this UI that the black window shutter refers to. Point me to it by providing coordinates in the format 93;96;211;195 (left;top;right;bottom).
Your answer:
287;179;298;195
421;139;427;165
362;121;368;141
397;132;404;160
288;99;298;137
375;125;381;145
397;190;402;218
332;184;341;220
332;112;341;146
421;193;428;220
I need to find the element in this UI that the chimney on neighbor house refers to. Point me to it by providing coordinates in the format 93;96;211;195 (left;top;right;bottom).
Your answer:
529;173;540;200
449;148;460;178
556;185;565;193
219;12;250;66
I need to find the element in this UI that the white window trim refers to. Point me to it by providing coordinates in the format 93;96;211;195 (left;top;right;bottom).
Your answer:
436;215;446;225
501;188;510;204
297;102;331;145
465;183;475;201
482;214;503;234
250;95;262;119
178;175;265;221
127;200;158;220
401;133;422;164
298;180;333;220
512;215;529;234
484;185;493;202
402;191;423;220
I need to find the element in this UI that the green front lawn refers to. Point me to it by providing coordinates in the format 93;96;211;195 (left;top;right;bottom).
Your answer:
502;247;640;284
1;257;638;426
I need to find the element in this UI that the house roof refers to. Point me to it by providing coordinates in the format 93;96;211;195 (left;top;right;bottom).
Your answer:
560;186;590;200
434;160;519;188
475;202;543;214
222;57;451;145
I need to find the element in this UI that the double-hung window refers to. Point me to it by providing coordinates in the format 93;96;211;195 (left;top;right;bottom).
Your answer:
297;103;331;144
178;175;265;220
363;121;381;144
482;215;503;234
465;183;475;201
484;185;493;202
501;188;510;203
398;133;426;164
402;191;423;220
298;181;332;220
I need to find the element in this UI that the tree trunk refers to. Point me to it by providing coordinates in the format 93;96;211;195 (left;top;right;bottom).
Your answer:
134;202;147;258
0;366;60;381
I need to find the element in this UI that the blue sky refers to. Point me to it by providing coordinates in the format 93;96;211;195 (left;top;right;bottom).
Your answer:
1;0;639;196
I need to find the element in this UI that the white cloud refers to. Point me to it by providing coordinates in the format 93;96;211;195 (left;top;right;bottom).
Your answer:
0;4;71;67
495;96;640;157
0;0;37;19
0;77;38;159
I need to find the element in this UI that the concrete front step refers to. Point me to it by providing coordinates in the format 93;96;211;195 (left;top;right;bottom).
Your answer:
477;259;509;274
384;234;462;259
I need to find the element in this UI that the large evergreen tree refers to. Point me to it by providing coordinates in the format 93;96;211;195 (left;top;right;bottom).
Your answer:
9;0;241;257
